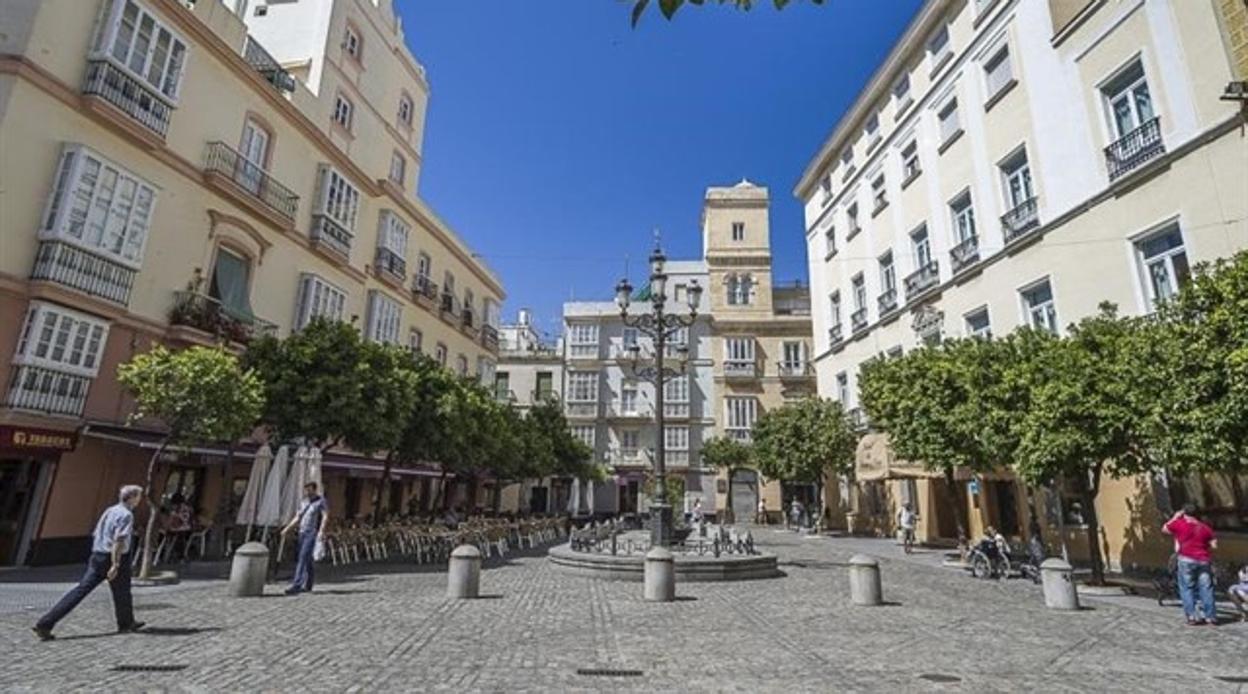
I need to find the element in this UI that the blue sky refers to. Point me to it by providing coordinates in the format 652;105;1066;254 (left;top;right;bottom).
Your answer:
399;0;923;340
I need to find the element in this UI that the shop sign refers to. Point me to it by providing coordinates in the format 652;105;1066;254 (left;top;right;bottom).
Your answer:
0;426;78;454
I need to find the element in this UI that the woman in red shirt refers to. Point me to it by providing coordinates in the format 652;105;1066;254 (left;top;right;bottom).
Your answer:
1163;505;1219;626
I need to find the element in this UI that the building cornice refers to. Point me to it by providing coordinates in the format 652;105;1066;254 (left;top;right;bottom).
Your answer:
793;0;952;200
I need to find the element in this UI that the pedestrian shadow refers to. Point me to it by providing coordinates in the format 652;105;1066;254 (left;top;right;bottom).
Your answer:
310;589;378;596
674;596;698;602
139;626;222;636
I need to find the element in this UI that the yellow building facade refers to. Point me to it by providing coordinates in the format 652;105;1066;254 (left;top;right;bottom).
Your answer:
0;0;504;565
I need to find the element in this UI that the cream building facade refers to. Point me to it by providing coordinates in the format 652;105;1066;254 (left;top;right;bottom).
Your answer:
0;0;504;565
795;0;1248;571
701;182;818;523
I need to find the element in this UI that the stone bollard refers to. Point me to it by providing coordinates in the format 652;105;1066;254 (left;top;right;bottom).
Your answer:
228;542;270;597
1040;558;1079;610
644;547;676;602
447;544;482;599
848;554;882;606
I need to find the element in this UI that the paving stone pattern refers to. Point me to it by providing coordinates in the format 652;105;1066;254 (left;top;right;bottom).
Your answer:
0;532;1244;693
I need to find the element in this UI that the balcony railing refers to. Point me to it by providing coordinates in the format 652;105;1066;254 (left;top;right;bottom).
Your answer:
374;246;407;284
82;60;171;138
5;364;92;417
170;291;277;345
877;288;898;315
663;402;690;418
1105;117;1165;181
828;324;848;347
724;360;757;378
205;142;298;221
609;402;650;418
950;235;980;274
310;215;353;260
904;260;940;301
412;275;437;304
31;241;136;306
851;307;868;333
1001;197;1040;245
243;35;296;93
613;447;652;465
778;362;811;378
482;324;499;351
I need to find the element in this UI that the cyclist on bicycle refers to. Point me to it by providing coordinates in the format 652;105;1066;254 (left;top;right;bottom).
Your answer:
897;503;918;553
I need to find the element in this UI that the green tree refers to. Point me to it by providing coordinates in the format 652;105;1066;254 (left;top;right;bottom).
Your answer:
358;343;421;525
700;436;753;523
117;346;264;579
630;0;824;25
751;397;857;530
1010;305;1159;584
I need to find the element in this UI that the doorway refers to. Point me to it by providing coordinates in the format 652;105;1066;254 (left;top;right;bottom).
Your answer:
0;459;49;566
993;481;1021;537
730;469;757;522
618;480;639;514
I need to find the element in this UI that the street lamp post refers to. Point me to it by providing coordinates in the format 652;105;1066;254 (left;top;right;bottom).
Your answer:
615;243;702;547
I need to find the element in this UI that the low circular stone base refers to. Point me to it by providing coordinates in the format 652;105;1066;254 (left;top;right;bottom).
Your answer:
548;543;781;582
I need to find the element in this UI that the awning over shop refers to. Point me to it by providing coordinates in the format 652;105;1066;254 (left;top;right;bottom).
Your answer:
80;423;444;479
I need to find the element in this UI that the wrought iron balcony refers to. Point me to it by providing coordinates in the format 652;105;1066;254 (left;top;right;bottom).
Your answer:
412;275;438;304
243;36;296;93
31;241;136;306
723;360;757;379
1105;117;1165;181
170;291;277;345
482;324;499;351
5;364;92;417
204;142;298;221
829;324;844;346
374;246;407;284
877;288;898;315
950;235;980;274
82;60;171;138
1001;198;1040;245
310;215;353;260
851;307;868;333
904;260;940;301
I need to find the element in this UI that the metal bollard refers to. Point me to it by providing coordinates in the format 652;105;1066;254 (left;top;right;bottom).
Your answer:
644;547;676;602
447;544;482;599
1040;558;1079;610
848;554;883;606
228;542;270;597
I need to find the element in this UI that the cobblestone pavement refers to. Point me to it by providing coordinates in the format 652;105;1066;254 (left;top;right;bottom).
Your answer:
1;531;1245;693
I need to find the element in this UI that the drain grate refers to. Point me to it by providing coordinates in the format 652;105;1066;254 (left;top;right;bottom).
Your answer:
576;668;644;678
1215;676;1248;684
918;674;962;684
111;665;188;673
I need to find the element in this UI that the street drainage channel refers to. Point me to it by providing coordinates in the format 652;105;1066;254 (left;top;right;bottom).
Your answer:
918;674;962;684
110;665;188;673
576;668;644;678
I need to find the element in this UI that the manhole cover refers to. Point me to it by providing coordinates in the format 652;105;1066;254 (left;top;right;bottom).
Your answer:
1215;676;1248;684
918;674;962;684
110;665;188;673
576;668;644;678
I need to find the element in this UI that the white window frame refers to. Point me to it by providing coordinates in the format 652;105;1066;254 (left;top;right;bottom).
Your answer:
416;252;432;281
724;397;758;434
1101;58;1156;140
295;273;347;329
829;291;842;328
1134;223;1189;308
950;191;976;243
781;341;804;368
664;374;690;403
343;24;361;60
378;211;409;257
893;74;912;112
388;151;406;186
911;225;932;269
871;173;887;210
852;275;867;311
824;224;837;257
847;203;861;236
571;425;595;448
91;0;189;102
1000;149;1034;210
964;306;991;338
456;354;468;376
901;140;920;181
315;165;361;233
397;95;413;127
366;290;402;345
938;98;961;144
620;381;639;414
567;371;599;402
927;25;951;71
731;221;745;242
568;323;599;357
725;336;756;366
332;93;354;130
12;301;110;377
835;372;850;405
1020;279;1058;335
983;44;1013;101
879;252;896;294
864;113;881;150
408;328;423;354
664;425;689;452
434;342;447;366
39;144;157;269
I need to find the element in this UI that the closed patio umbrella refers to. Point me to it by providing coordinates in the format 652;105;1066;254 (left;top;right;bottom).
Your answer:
568;478;581;516
587;479;595;516
307;447;323;491
280;446;310;522
236;444;272;540
257;445;289;542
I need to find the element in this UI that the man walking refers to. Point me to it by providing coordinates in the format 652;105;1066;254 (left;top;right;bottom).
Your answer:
1163;504;1219;626
282;482;328;595
33;485;146;641
897;502;918;553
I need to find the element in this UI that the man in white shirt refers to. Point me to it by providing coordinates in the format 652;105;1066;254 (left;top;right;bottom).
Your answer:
33;485;145;641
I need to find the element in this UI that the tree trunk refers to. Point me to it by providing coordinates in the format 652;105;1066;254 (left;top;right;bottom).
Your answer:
138;438;171;580
816;473;827;533
724;467;736;525
943;467;968;553
371;452;395;528
1082;465;1107;586
432;470;449;512
213;443;235;558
